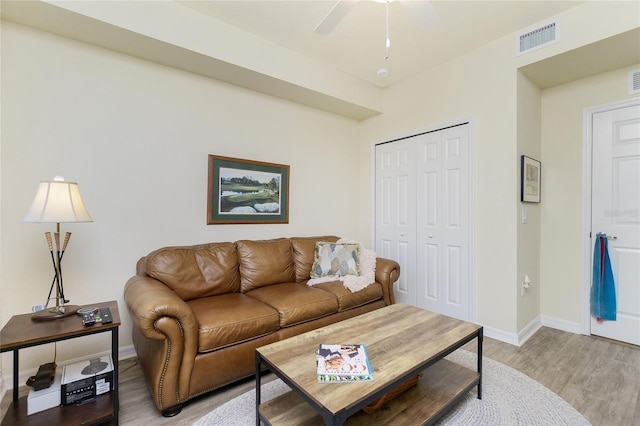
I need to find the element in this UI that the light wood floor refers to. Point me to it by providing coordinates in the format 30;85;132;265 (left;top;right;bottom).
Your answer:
2;327;638;425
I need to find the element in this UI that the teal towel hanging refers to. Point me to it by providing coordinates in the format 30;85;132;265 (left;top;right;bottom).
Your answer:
590;233;616;321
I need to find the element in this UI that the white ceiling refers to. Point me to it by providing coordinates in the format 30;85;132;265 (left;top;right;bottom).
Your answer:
2;1;636;120
177;0;586;88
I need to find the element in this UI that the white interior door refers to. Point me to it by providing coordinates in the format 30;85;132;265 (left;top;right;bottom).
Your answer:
415;125;471;320
375;138;417;306
590;103;640;346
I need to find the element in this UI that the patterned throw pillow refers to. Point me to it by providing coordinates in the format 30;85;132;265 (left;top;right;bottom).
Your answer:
310;242;361;278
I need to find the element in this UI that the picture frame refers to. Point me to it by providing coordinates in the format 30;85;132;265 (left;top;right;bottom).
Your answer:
207;155;290;224
521;155;541;203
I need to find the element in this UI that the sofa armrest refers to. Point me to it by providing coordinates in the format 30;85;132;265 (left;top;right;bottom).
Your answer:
124;275;199;410
375;257;400;305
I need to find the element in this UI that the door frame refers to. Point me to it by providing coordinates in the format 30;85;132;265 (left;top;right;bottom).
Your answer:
580;98;640;335
370;117;477;322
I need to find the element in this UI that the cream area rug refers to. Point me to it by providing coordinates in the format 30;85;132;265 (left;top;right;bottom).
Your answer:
193;350;590;426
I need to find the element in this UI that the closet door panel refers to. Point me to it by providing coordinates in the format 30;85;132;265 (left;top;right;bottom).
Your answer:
416;125;471;320
375;139;416;305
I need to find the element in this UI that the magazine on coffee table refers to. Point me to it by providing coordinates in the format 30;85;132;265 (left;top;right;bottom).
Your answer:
316;344;373;383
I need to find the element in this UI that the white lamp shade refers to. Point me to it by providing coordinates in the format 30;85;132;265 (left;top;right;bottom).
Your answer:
23;178;93;223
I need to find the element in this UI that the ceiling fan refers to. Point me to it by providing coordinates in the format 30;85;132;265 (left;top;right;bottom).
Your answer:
313;0;440;35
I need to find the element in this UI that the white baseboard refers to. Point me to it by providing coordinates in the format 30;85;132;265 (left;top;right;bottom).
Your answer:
119;344;137;360
541;315;582;334
482;315;581;349
518;316;543;346
482;325;521;346
0;344;137;402
481;316;545;347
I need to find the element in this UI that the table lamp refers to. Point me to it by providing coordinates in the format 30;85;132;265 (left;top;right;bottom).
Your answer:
22;176;93;321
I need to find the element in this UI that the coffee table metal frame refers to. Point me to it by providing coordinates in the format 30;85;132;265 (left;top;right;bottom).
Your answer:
255;305;482;426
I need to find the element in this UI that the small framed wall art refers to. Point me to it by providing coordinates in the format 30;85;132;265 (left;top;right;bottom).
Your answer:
207;155;290;224
521;155;541;203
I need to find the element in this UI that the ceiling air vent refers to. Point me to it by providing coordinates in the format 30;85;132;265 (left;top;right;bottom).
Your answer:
517;20;557;56
630;69;640;94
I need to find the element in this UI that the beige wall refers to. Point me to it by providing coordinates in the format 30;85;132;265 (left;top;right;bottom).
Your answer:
0;21;363;370
516;72;542;332
540;65;639;325
361;34;520;333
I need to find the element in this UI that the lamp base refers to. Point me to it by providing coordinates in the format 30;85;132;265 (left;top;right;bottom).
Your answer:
31;305;80;321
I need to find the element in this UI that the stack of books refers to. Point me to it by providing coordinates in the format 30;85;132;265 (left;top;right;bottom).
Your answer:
316;344;373;383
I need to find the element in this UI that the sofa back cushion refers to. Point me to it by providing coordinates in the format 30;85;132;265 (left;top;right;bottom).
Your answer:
143;242;240;300
237;238;296;292
290;236;339;282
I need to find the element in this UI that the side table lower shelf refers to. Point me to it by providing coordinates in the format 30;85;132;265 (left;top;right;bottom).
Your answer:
2;392;115;426
259;359;479;425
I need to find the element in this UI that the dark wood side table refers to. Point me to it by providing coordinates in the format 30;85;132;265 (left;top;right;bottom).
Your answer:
0;300;120;425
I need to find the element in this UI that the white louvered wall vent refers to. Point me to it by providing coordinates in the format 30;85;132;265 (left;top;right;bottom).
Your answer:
630;69;640;94
516;20;558;56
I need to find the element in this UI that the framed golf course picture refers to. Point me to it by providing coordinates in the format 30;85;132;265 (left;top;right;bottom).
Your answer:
207;155;289;224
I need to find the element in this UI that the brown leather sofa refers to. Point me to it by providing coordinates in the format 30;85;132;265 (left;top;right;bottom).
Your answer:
124;236;400;416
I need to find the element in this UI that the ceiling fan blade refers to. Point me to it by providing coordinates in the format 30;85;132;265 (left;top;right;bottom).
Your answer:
314;0;356;35
401;0;440;32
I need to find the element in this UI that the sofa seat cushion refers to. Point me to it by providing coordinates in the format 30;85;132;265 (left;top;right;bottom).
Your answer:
310;281;383;311
246;283;339;327
187;294;280;353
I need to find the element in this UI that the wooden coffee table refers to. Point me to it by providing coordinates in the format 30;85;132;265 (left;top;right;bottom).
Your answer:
255;303;482;425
